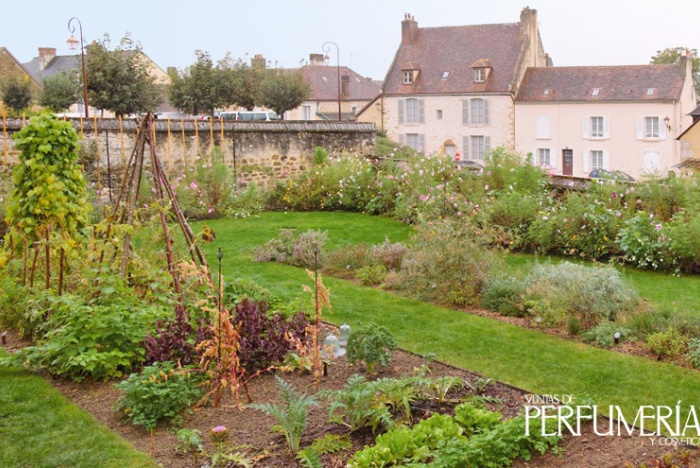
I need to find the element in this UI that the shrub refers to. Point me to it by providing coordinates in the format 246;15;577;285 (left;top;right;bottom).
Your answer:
686;339;700;368
144;305;210;366
322;243;376;278
524;262;638;329
248;376;318;454
616;211;675;271
371;238;409;271
345;322;397;373
356;264;387;286
253;229;327;268
115;362;203;431
234;299;309;373
646;327;688;359
582;322;633;347
313;146;328;166
482;276;525;317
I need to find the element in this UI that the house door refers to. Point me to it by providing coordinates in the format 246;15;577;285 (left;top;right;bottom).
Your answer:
562;149;573;176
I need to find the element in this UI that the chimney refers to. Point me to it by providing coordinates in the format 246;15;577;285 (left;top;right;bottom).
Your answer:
401;13;418;45
309;53;325;66
38;47;56;71
520;7;540;66
251;54;266;70
341;72;350;97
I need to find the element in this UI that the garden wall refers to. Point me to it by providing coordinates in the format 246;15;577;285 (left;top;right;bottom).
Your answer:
0;118;377;188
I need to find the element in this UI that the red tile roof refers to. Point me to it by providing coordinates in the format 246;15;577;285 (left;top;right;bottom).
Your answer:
516;65;684;102
383;22;524;95
300;65;381;101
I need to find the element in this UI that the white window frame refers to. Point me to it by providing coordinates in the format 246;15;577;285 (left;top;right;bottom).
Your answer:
590;116;604;138
405;98;423;124
645;117;659;139
406;133;425;153
474;68;485;83
471;135;491;161
537;148;551;167
302;105;311;120
403;71;413;84
591;150;604;170
470;98;488;125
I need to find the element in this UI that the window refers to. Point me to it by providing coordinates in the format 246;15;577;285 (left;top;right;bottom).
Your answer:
302;105;311;120
406;133;425;152
590;116;604;138
351;106;357;115
646;88;655;96
436;109;443;120
474;68;485;83
403;71;413;84
398;98;424;124
471;135;491;160
591;150;604;170
470;98;488;125
538;148;551;167
543;88;550;95
441;71;449;79
645;117;659;138
592;88;601;96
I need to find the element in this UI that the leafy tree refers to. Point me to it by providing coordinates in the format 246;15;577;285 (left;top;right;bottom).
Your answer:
39;73;80;112
167;51;240;117
0;77;33;114
85;34;162;116
650;47;700;100
259;69;311;119
235;60;266;110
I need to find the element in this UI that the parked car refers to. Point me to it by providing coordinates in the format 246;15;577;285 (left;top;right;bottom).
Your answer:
588;169;636;182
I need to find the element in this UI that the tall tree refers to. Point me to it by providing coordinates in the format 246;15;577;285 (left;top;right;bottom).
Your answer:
651;47;700;100
85;34;162;116
234;59;266;110
0;77;33;114
39;73;80;112
258;69;311;119
167;51;240;117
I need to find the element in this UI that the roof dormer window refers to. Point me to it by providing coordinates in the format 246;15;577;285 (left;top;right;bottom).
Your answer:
403;71;413;84
592;88;601;96
470;59;492;84
474;68;485;83
401;62;420;85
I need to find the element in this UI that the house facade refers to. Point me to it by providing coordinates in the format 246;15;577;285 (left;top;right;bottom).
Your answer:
381;8;548;159
0;47;42;112
515;55;697;178
678;105;700;161
284;54;382;121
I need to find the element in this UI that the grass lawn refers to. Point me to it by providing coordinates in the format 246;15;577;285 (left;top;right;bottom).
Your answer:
197;211;700;422
0;350;156;468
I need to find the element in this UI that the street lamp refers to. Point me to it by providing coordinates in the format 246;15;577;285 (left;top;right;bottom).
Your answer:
67;17;89;118
322;41;341;121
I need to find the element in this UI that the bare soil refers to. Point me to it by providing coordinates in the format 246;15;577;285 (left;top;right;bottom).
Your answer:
2;329;698;467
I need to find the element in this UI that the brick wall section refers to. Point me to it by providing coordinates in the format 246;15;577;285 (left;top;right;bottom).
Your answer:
1;119;376;188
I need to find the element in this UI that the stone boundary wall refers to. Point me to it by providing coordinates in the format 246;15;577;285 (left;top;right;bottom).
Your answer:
1;118;377;187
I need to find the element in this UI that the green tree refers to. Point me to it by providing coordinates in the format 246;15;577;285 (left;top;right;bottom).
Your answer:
1;77;33;114
650;47;700;100
39;73;80;112
259;69;311;119
167;51;240;117
235;59;266;110
85;34;161;116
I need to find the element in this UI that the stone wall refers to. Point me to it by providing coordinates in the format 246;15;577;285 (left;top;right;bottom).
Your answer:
1;118;377;187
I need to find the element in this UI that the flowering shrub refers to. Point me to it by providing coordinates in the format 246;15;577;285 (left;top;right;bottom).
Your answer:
616;211;675;270
253;228;327;268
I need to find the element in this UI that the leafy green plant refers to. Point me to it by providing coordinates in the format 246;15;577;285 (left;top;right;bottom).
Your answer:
482;276;525;317
426;375;467;403
356;264;387;286
175;428;203;454
319;374;395;433
115;362;203;431
248;376;318;454
296;434;351;468
686;339;700;368
322;242;376;278
346;322;397;373
582;322;633;347
313;146;328;165
253;228;327;268
646;327;688;359
453;402;502;437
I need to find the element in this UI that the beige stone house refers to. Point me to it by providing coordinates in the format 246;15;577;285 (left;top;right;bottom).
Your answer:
0;47;42;112
380;8;548;158
677;105;700;163
515;54;697;179
284;53;382;121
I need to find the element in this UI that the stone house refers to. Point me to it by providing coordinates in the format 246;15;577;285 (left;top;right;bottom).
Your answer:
677;104;700;163
284;53;382;121
380;8;548;159
515;53;697;178
0;47;42;112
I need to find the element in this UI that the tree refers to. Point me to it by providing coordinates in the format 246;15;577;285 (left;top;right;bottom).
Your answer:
650;47;700;100
39;73;80;112
234;60;266;110
167;51;240;117
258;69;311;119
1;77;33;114
85;34;162;116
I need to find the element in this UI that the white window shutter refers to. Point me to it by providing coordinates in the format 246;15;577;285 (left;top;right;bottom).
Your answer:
536;116;550;139
603;150;610;170
419;134;426;153
463;136;469;159
603;116;611;139
582;150;590;174
398;100;405;124
484;99;489;125
462;101;469;125
636;117;644;140
485;136;491;154
399;134;405;145
582;116;589;139
659;117;667;140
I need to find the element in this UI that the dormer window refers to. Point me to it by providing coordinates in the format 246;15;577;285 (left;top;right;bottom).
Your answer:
474;68;485;83
403;71;413;84
592;88;601;96
401;62;420;85
470;59;492;84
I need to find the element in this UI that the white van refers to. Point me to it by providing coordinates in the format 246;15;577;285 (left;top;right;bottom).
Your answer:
219;111;280;121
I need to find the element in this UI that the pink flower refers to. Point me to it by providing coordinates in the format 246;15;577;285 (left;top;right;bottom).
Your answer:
419;170;424;176
655;223;662;231
213;426;226;433
419;194;427;201
190;182;198;190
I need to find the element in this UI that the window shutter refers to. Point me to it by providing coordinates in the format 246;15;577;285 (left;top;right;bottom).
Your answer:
636;117;644;140
603;116;611;139
536;116;550;139
659;117;667;140
462;101;469;125
485;136;491;154
582;150;590;174
532;148;538;165
419;134;426;153
399;134;405;145
463;136;469;159
418;99;425;124
398;100;405;124
484;99;489;125
582;116;589;139
603;150;610;170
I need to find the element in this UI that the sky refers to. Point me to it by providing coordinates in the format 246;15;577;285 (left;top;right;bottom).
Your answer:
4;0;699;81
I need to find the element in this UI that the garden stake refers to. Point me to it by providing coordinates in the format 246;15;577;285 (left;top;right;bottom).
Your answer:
29;242;39;288
22;239;27;286
44;227;51;290
217;247;223;371
58;248;65;296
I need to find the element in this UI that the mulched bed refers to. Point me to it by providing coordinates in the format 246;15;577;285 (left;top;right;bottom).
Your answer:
2;329;698;467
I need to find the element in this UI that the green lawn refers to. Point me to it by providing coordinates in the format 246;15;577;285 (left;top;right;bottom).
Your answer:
0;351;156;468
197;211;700;422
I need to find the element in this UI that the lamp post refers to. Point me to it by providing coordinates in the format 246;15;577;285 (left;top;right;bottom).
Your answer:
322;41;341;121
67;17;89;118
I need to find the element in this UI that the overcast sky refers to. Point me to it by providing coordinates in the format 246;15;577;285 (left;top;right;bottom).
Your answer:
4;0;699;80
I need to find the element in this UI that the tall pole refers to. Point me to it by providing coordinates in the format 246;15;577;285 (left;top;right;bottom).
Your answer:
322;41;341;121
67;17;89;118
